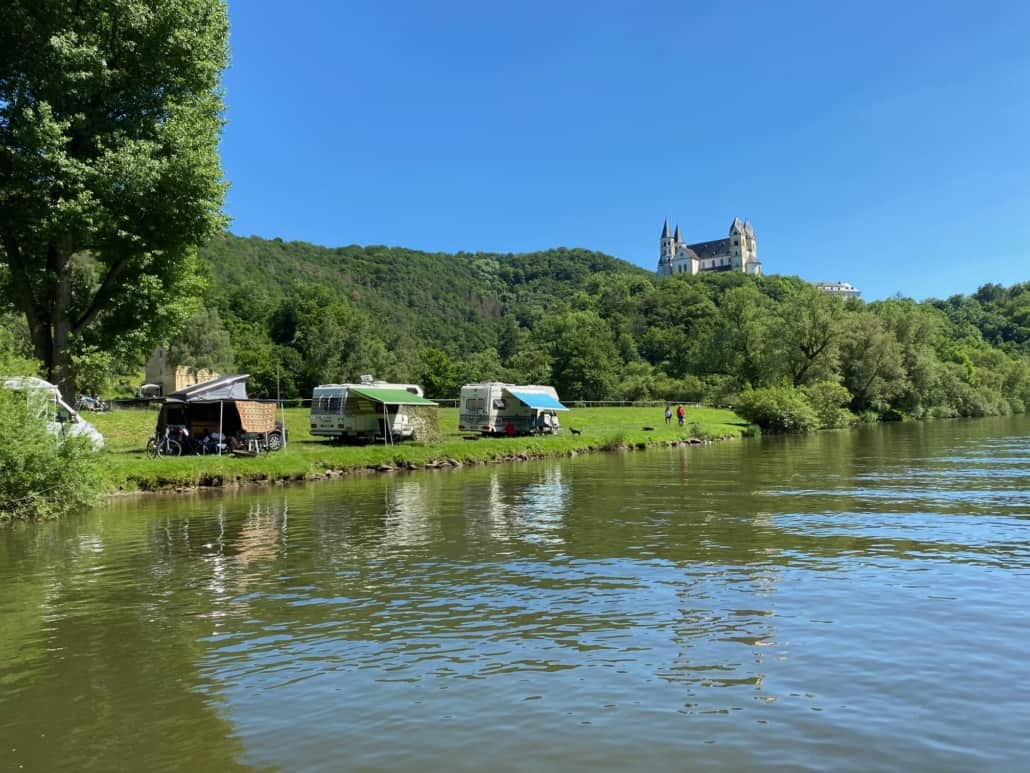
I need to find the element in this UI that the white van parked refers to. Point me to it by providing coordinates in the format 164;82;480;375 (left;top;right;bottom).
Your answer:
1;376;105;450
310;376;430;443
458;382;569;436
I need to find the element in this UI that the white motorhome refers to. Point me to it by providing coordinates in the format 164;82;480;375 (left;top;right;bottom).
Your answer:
1;376;105;450
458;382;569;436
310;377;434;443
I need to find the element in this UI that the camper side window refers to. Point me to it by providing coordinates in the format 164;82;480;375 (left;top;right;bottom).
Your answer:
493;398;505;409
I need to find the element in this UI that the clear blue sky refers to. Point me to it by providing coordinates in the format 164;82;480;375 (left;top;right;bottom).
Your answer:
221;0;1029;301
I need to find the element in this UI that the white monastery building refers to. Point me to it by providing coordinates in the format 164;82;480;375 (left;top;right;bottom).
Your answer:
656;218;762;277
813;281;861;299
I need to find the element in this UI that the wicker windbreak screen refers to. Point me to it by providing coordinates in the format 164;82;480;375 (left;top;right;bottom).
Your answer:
235;400;276;433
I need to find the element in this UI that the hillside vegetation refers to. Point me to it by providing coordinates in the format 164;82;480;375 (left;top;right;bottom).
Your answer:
187;234;1030;428
4;232;1029;430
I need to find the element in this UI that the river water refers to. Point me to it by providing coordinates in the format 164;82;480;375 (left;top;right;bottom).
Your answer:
2;416;1029;771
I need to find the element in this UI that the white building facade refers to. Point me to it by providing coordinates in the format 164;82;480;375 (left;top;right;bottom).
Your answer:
813;281;861;299
657;218;762;277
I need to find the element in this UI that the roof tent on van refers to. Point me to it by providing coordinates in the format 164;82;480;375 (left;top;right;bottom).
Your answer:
155;374;286;453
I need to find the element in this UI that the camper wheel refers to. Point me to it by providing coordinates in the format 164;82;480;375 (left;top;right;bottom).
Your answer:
266;430;284;451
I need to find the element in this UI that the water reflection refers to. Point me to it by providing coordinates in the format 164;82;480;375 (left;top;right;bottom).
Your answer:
473;468;569;546
1;415;1029;771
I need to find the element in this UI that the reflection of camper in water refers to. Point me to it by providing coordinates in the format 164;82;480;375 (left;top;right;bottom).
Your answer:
459;382;569;436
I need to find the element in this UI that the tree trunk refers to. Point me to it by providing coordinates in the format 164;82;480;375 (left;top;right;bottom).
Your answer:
50;242;78;402
2;233;79;401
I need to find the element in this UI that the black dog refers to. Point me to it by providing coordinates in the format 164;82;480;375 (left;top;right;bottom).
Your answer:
570;428;582;435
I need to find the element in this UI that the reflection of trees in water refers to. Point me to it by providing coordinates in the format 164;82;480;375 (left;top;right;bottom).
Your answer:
0;502;282;772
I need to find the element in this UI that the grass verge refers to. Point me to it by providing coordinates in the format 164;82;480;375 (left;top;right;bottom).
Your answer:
91;405;749;494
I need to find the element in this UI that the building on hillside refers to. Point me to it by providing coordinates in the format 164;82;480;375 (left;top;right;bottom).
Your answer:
656;218;762;277
813;281;861;300
144;346;220;397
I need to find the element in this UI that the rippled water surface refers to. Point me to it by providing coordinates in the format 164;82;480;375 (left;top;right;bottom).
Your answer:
2;416;1029;771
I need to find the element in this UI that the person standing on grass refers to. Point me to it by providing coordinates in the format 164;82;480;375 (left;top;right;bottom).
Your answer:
665;404;672;425
676;404;685;426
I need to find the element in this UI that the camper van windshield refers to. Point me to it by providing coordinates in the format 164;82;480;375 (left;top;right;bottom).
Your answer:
313;396;341;414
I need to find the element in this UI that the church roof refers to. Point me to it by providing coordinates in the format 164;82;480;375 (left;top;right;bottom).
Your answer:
686;238;730;259
661;220;671;239
673;225;682;243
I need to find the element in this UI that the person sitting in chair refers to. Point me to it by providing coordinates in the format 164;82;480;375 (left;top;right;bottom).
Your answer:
202;431;227;454
535;411;548;435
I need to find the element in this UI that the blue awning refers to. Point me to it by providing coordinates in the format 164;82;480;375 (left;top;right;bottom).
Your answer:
505;389;569;411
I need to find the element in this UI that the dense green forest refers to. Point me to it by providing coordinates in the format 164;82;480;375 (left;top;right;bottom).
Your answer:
3;232;1029;430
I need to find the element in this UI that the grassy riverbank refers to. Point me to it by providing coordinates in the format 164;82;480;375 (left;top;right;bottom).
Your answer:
91;405;749;493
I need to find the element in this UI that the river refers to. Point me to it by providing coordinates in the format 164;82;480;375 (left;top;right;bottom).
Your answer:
2;415;1029;771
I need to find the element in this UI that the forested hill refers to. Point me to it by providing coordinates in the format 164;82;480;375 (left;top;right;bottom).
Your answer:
196;232;656;396
183;233;1029;428
201;233;650;348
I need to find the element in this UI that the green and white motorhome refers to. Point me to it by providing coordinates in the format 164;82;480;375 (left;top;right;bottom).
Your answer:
310;378;436;443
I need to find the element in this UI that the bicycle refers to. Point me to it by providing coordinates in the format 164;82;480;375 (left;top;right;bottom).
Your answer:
146;426;186;457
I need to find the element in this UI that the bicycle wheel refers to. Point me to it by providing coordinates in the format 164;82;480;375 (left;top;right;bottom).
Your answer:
158;438;182;457
146;438;158;458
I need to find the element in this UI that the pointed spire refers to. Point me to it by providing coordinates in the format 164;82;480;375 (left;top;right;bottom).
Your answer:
673;225;682;243
661;219;671;239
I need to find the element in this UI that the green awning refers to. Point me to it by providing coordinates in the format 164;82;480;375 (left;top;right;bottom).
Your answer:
349;387;437;406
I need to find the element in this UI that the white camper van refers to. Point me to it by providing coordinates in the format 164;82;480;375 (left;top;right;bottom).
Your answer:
458;382;569;436
1;376;105;450
310;377;434;443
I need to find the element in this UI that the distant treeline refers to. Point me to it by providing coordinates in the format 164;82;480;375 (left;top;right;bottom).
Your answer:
4;232;1027;431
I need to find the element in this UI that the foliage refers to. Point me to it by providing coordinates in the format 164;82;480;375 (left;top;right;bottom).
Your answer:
735;385;821;433
0;388;101;520
802;381;855;428
13;216;1028;432
839;311;907;412
166;304;235;375
0;0;229;399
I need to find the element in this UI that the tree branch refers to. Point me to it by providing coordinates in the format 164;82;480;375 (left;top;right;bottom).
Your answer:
71;256;132;335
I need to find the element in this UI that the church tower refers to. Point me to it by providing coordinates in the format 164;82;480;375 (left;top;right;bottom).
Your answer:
729;217;744;270
658;220;674;275
743;220;759;274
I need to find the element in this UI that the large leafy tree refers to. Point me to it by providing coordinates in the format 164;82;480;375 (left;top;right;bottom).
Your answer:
0;0;229;399
771;283;845;386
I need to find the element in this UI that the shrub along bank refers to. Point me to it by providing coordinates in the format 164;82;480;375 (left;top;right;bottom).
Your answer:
89;405;747;495
0;388;102;520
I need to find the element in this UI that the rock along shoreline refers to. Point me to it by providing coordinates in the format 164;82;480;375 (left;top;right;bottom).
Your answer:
112;434;739;498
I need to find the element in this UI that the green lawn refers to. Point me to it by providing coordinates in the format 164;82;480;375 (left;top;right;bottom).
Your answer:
91;404;750;493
